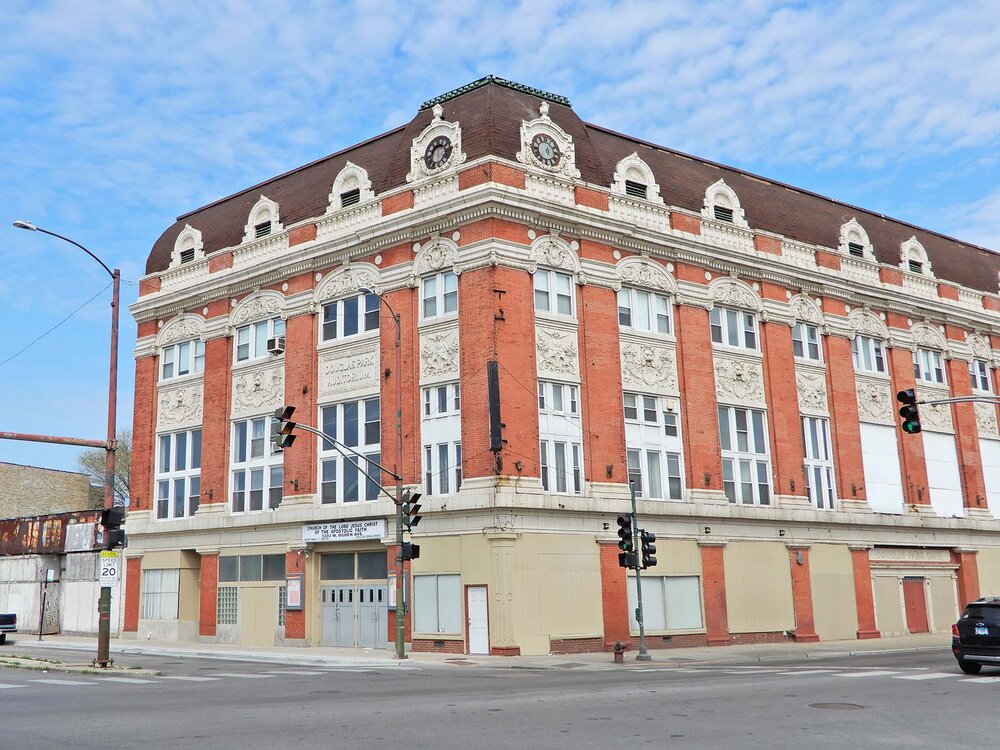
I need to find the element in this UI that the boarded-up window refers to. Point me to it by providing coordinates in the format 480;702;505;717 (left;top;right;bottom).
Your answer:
859;423;904;514
627;576;703;632
924;431;964;517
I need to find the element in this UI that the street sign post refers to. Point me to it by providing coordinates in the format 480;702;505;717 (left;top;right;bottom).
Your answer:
99;550;121;586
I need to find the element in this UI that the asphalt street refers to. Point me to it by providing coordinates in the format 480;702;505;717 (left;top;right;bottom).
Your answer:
0;646;994;749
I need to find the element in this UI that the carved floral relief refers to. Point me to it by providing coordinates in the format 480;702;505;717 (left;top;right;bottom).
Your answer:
620;342;678;394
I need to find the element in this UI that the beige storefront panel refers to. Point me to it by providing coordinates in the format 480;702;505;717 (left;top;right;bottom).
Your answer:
978;548;1000;598
643;539;701;576
240;586;277;647
724;542;794;634
809;544;857;642
178;567;200;622
928;576;957;631
873;576;904;636
142;549;200;570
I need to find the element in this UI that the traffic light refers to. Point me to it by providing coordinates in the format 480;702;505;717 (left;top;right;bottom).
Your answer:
271;405;297;450
640;530;657;569
100;507;126;550
616;515;635;568
401;542;421;561
402;490;422;531
896;389;921;434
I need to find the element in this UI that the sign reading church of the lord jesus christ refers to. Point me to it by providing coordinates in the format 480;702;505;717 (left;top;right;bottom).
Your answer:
302;518;387;543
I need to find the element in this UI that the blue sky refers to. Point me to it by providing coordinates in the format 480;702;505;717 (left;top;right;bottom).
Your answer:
2;0;999;473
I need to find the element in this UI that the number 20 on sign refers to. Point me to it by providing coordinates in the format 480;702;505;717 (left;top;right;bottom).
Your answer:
99;550;122;585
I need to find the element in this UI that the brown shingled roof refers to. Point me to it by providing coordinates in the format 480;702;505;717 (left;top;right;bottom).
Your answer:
145;78;999;295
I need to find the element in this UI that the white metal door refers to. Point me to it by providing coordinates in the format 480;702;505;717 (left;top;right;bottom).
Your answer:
357;585;388;649
467;586;489;655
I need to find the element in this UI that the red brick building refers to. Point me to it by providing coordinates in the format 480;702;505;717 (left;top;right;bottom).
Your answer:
128;76;1000;654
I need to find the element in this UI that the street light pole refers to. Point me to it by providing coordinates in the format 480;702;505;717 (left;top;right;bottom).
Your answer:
361;286;406;660
13;221;119;668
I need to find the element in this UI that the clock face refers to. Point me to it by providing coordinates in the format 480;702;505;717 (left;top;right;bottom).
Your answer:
424;136;453;170
531;133;561;167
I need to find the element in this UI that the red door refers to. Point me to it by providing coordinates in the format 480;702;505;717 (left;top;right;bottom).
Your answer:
902;577;929;633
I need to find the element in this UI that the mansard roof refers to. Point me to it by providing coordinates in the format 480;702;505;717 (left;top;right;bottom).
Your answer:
146;76;999;294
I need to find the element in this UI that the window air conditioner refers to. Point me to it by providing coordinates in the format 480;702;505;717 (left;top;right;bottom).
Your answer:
266;336;286;355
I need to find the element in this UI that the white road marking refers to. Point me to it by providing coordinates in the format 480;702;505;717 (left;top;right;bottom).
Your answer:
159;675;220;682
960;676;1000;683
637;668;702;673
834;671;900;678
893;672;957;681
723;669;782;674
213;673;273;679
0;684;25;689
776;670;838;675
30;679;96;686
99;677;156;684
265;670;325;676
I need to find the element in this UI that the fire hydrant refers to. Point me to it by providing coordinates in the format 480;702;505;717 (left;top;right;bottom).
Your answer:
613;640;627;664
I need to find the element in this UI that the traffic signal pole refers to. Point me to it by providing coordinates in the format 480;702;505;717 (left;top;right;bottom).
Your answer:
629;480;651;662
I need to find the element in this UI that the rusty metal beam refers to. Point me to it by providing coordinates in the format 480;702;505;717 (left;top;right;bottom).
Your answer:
0;431;108;449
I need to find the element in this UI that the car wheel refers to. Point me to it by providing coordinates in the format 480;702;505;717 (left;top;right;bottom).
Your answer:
958;660;982;675
0;633;6;645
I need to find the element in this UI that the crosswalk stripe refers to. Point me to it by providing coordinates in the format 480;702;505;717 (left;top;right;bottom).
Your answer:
99;677;156;684
213;673;273;679
637;668;702;673
30;679;96;686
960;676;1000;683
0;684;25;689
893;672;956;681
776;670;838;675
723;669;781;674
834;671;899;678
266;670;325;676
159;675;220;682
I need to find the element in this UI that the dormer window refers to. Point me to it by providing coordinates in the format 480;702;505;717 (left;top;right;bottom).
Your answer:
624;180;648;199
713;205;734;223
340;188;361;208
899;237;932;277
847;242;865;258
254;221;272;239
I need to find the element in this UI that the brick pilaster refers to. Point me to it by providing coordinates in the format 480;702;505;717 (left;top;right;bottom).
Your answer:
946;358;987;509
676;305;723;492
952;549;981;609
824;335;867;503
199;336;232;505
578;284;626;483
599;541;630;650
850;546;880;639
130;356;157;512
762;322;808;499
199;553;218;637
889;346;930;506
282;312;318;495
123;556;142;633
699;542;730;646
786;545;819;642
284;550;306;640
380;287;421;488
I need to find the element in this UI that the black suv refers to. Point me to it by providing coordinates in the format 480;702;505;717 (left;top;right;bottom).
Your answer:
952;598;1000;674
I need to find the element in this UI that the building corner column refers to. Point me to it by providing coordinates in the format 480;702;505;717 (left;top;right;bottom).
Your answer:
598;541;631;651
122;554;142;634
698;540;730;646
197;550;219;639
849;545;880;639
786;544;819;642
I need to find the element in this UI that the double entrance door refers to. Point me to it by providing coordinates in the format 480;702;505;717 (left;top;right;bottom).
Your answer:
320;584;388;649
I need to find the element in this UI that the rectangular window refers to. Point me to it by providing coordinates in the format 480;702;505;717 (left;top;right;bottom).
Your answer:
155;429;202;519
970;359;992;393
321;293;379;342
719;405;771;505
538;379;583;495
801;416;835;510
791;323;821;361
709;307;758;351
161;339;205;380
851;335;886;374
859;423;905;514
140;569;180;620
624;392;684;501
617;287;671;335
924;431;964;518
413;574;462;634
913;348;946;385
978;438;1000;519
627;575;703;633
234;317;284;362
533;269;575;316
231;417;283;513
319;398;381;504
421;271;458;319
423;441;462;497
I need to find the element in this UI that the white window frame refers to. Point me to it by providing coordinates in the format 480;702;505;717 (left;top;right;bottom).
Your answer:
791;323;822;362
421;271;458;320
235;317;285;363
424;442;462;497
718;405;772;505
624;392;684;501
231;416;283;513
851;334;886;374
710;307;758;351
539;439;583;495
538;380;583;495
801;416;835;510
160;339;205;380
533;269;575;317
627;575;704;633
422;383;461;417
140;569;179;620
970;359;992;394
321;293;380;343
617;287;671;335
421;382;462;497
155;428;202;519
413;574;463;635
318;397;381;504
912;348;946;385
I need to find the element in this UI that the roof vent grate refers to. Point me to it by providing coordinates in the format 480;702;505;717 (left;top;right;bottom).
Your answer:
340;189;361;208
713;205;734;223
179;248;195;264
847;242;865;258
908;259;924;274
254;221;272;239
624;180;648;199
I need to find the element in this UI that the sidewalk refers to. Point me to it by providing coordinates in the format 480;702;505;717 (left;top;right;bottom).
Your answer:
7;632;950;670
